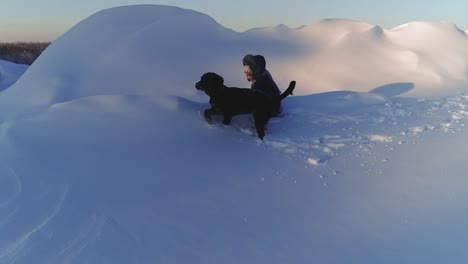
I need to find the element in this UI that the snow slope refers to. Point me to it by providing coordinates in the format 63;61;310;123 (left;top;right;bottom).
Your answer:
0;59;28;92
0;5;468;264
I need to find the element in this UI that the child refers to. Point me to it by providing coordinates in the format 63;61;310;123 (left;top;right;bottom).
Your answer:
242;54;282;115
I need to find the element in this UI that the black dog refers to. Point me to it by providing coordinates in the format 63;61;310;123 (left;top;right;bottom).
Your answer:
196;72;295;139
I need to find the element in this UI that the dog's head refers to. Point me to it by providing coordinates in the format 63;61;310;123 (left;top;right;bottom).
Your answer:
195;72;224;96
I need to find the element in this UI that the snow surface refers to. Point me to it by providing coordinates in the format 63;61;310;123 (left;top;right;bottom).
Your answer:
0;60;28;92
0;4;468;264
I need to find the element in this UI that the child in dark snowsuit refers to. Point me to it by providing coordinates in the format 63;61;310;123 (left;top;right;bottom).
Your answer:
242;54;283;116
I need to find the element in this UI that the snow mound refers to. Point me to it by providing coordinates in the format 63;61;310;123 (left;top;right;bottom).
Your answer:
0;5;240;117
2;9;468;117
0;59;28;91
293;20;468;96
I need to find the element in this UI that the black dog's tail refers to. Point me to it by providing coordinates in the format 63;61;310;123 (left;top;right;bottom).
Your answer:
279;81;296;101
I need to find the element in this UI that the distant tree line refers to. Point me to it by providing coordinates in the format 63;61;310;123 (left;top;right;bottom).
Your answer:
0;42;51;65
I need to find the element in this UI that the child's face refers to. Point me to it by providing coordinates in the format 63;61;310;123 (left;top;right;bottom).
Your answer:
244;72;254;82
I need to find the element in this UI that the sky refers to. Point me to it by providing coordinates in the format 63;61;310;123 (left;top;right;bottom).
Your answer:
1;0;468;42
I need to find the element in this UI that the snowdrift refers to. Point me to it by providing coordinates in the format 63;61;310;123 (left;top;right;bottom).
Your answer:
1;6;468;116
0;59;28;92
0;5;468;264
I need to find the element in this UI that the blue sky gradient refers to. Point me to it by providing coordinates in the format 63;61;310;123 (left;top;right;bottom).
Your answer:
1;0;467;41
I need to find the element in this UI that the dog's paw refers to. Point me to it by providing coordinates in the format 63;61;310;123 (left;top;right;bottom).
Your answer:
198;110;212;124
204;116;213;124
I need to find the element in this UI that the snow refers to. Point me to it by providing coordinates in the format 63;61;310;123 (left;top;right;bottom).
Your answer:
0;4;468;264
0;60;28;92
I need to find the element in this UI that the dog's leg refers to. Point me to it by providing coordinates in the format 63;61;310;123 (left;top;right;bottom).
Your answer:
253;113;269;139
255;121;266;139
222;114;233;125
204;108;217;124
